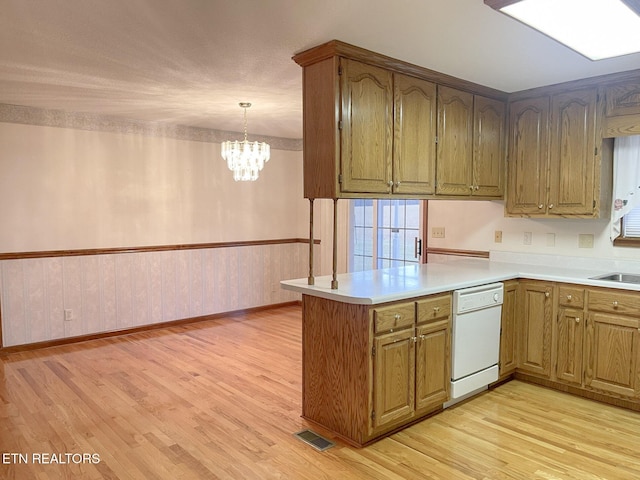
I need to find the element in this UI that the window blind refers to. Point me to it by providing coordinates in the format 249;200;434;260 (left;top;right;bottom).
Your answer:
623;205;640;237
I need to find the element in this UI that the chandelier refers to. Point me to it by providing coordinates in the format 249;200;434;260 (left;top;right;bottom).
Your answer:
221;102;270;181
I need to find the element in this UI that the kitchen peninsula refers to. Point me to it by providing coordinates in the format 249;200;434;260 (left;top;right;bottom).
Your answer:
282;254;640;446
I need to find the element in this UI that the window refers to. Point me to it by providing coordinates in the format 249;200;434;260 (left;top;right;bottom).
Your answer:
623;206;640;238
615;205;640;246
350;199;423;272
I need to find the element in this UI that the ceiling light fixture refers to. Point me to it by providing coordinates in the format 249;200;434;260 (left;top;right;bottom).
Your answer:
485;0;640;60
221;102;270;181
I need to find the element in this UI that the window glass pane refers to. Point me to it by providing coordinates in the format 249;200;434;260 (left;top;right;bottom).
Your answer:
352;226;365;255
404;230;419;260
378;226;391;259
405;200;421;229
363;227;373;256
350;199;422;272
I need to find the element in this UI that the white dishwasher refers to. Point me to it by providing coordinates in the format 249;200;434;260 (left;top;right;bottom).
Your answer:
445;282;503;408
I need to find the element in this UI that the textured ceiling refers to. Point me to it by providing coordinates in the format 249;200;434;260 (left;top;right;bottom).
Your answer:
1;0;640;140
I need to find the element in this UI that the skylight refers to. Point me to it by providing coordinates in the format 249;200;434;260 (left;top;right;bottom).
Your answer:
491;0;640;60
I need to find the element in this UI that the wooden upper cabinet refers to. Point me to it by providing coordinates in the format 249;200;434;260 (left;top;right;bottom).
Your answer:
436;86;474;196
606;81;640;117
293;40;508;200
548;88;597;215
393;74;437;195
506;96;550;215
436;88;505;197
340;58;394;194
506;88;603;218
474;95;505;197
603;78;640;137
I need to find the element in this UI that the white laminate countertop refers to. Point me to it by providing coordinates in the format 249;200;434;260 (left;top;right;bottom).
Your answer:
280;256;640;305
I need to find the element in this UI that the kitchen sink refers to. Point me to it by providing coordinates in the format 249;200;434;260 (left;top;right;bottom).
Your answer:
590;272;640;284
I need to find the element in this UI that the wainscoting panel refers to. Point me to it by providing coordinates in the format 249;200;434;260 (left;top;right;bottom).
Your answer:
1;242;311;347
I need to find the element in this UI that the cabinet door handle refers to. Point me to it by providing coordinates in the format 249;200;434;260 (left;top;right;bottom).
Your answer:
575;317;580;323
545;292;550;298
411;336;417;343
566;294;572;301
549;204;554;209
388;180;394;188
613;301;619;308
394;314;401;320
538;204;544;209
419;334;426;340
395;181;401;187
474;185;479;191
433;306;440;313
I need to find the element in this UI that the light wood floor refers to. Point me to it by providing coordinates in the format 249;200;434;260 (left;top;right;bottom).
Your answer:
2;305;640;479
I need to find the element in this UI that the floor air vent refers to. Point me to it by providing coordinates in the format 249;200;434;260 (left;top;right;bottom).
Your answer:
294;429;335;452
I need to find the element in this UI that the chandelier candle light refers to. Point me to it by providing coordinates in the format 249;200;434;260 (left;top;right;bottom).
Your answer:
221;102;270;181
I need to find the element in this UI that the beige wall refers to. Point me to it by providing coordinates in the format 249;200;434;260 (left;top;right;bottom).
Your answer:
427;200;640;261
0;120;322;346
0;122;307;252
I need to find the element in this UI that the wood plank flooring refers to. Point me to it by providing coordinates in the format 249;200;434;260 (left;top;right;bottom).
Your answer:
1;305;640;479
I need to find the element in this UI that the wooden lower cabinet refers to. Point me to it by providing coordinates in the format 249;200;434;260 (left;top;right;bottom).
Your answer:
585;313;640;397
555;307;584;385
517;281;554;378
513;283;640;406
499;280;518;378
373;328;415;429
585;288;640;398
554;286;586;386
301;292;451;446
371;295;451;435
415;319;450;412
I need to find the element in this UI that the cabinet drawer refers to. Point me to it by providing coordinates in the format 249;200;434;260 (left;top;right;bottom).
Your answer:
558;286;584;308
416;294;451;324
588;289;640;316
373;303;415;334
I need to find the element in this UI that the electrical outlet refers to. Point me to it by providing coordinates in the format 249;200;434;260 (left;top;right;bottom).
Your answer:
64;309;73;321
523;232;532;245
578;234;594;248
494;230;502;243
432;227;445;238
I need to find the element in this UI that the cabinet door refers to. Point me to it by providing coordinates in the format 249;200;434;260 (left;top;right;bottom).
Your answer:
340;58;393;193
556;308;584;385
415;319;450;412
499;281;518;378
518;281;553;378
548;88;597;215
436;86;474;196
393;74;437;195
473;95;505;197
585;313;640;398
605;80;640;117
373;329;415;429
506;97;549;215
